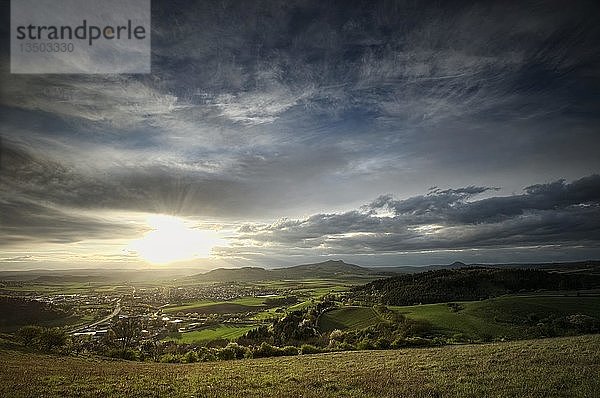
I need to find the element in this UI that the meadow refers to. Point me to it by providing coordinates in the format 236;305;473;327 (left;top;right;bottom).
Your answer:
391;295;600;340
318;306;383;332
1;334;598;397
163;324;258;344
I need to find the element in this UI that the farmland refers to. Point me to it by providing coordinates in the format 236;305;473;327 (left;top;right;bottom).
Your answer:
1;334;598;397
163;324;258;344
318;307;383;332
391;295;600;340
2;261;600;397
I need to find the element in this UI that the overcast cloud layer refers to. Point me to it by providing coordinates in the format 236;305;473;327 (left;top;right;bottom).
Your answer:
1;0;599;269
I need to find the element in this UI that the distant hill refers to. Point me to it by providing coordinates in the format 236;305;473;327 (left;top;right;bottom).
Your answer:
0;268;196;282
191;259;600;282
275;260;371;278
369;260;600;274
193;260;375;282
198;267;271;282
351;267;600;306
369;261;471;274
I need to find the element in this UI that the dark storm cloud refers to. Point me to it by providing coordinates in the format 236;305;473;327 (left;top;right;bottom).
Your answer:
369;175;600;224
239;176;600;254
0;197;138;246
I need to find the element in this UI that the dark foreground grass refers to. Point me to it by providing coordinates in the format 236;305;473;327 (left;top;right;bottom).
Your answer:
1;334;599;398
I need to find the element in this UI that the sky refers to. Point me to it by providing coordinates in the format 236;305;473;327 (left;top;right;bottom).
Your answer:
1;0;600;270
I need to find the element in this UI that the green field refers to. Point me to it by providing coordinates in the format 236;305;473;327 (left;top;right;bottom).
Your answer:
251;308;284;320
392;295;600;340
288;300;313;311
164;301;265;314
1;335;598;397
318;307;383;332
163;324;258;343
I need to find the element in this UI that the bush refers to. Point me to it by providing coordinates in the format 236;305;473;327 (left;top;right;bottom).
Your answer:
38;328;68;351
16;326;68;352
252;342;283;358
398;319;432;337
450;333;469;343
390;338;407;349
197;347;217;362
299;344;321;355
16;326;43;346
404;337;433;347
224;342;251;359
331;341;356;351
281;345;299;356
357;339;375;350
182;350;199;363
216;346;236;360
374;337;391;350
328;329;345;343
159;353;181;363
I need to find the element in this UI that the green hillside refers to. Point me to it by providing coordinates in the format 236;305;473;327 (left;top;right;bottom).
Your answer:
164;324;259;344
1;335;598;397
392;295;600;340
354;267;600;306
318;307;383;332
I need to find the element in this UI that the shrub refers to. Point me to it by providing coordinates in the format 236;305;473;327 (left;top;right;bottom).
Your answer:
357;339;375;350
224;342;251;359
252;342;283;358
216;346;236;360
390;338;407;349
374;337;391;350
38;328;68;351
17;326;68;352
404;337;433;347
299;344;321;355
281;345;299;356
159;353;181;363
182;350;199;363
16;326;43;346
328;329;345;343
450;333;469;343
336;342;357;351
197;347;217;362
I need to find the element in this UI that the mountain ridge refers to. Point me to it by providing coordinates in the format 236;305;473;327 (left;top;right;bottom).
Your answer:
192;260;374;281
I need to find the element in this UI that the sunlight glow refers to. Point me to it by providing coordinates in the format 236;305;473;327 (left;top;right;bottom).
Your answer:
127;215;225;264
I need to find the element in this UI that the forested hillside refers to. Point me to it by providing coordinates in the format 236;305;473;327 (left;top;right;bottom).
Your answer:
352;267;600;305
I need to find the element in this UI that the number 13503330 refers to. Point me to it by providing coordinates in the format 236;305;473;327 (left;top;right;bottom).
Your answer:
19;42;74;53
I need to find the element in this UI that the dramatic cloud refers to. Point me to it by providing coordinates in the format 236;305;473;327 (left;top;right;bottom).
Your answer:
0;0;599;268
234;176;600;255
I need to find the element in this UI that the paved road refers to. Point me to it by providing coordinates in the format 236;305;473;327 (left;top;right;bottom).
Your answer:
70;300;121;333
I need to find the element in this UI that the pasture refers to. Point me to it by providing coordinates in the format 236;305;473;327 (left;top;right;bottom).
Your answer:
391;295;600;340
163;324;258;344
318;306;383;332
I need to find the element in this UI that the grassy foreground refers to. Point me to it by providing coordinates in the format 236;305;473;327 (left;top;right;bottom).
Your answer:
1;335;599;398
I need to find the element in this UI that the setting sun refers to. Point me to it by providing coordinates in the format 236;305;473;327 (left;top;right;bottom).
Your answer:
127;215;224;264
